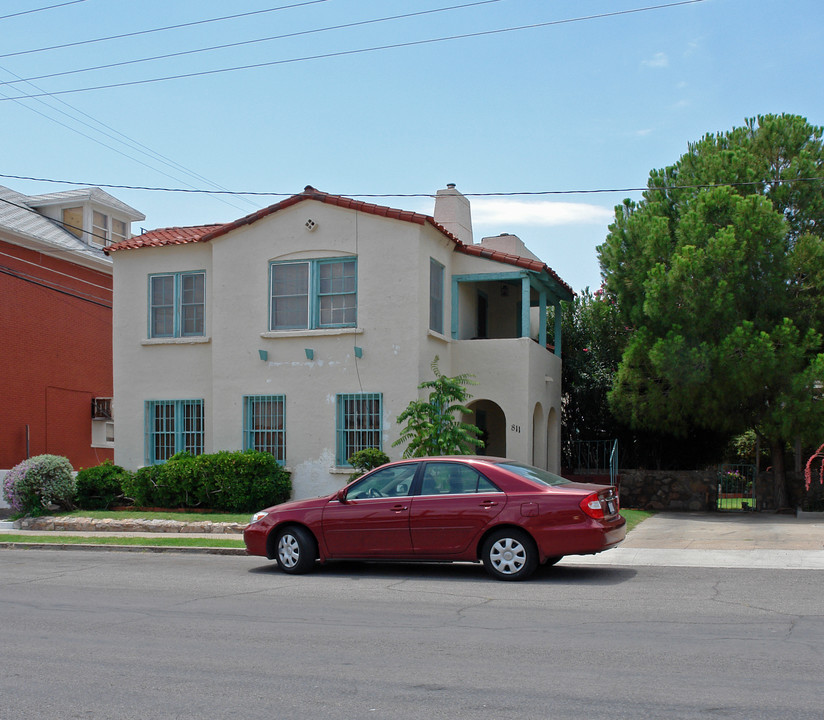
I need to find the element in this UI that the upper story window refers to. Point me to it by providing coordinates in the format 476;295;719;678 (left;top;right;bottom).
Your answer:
270;258;356;331
430;258;444;334
149;271;205;338
62;207;130;245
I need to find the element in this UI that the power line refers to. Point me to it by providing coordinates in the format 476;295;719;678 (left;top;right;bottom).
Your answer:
0;264;111;308
0;0;505;87
0;0;331;58
2;172;821;200
0;0;86;22
0;1;707;101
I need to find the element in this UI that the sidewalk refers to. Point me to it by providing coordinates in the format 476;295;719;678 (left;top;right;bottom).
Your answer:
2;512;824;568
565;512;824;569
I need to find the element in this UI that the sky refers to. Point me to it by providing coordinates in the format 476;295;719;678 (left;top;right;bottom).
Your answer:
1;0;822;293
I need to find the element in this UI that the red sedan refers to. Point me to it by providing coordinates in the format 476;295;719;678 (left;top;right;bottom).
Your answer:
243;457;626;581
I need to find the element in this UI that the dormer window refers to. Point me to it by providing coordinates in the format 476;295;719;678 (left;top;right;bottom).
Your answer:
92;211;108;245
62;207;83;239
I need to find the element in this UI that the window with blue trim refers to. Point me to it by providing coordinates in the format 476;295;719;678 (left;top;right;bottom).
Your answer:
270;258;356;330
430;258;444;334
149;271;205;338
243;395;285;464
144;399;204;464
336;392;382;465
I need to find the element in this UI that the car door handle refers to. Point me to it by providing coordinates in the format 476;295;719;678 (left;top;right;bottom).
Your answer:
391;504;408;512
480;500;498;508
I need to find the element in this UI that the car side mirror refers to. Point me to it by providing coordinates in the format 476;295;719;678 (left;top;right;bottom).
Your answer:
336;487;349;504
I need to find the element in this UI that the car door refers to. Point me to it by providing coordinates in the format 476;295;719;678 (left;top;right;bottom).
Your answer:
410;461;506;556
321;463;419;558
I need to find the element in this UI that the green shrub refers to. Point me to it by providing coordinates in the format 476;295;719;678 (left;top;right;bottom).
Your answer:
120;450;291;512
2;455;75;516
347;448;390;481
74;460;132;510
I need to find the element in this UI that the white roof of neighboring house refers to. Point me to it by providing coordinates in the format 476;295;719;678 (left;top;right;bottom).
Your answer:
0;185;109;264
26;186;145;221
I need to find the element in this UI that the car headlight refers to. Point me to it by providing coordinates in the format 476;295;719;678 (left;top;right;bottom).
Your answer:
250;511;269;524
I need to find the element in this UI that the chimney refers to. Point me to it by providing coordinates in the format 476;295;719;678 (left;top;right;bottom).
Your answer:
433;183;473;245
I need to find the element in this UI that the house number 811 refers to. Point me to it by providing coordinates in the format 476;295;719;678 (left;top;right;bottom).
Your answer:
510;424;521;433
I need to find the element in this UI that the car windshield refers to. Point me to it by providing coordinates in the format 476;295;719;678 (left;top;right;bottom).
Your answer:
494;462;570;488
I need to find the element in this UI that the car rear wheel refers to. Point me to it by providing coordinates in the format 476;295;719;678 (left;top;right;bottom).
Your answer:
481;529;538;581
274;526;317;574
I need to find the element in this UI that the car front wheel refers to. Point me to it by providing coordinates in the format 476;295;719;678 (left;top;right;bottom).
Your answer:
481;529;538;581
274;526;317;574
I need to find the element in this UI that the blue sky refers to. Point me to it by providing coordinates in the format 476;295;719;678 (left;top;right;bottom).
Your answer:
2;0;822;293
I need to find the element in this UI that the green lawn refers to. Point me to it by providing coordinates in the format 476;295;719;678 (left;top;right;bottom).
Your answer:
58;509;252;524
620;508;653;533
0;534;245;548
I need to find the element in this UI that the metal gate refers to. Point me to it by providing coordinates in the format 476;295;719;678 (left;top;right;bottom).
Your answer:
717;464;756;512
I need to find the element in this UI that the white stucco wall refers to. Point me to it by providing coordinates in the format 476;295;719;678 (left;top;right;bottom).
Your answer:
111;198;567;499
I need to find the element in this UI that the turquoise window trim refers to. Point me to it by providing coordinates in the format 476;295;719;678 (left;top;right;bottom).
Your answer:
243;394;286;464
144;399;204;465
335;392;382;466
554;299;562;356
429;258;445;335
269;257;357;331
148;271;205;339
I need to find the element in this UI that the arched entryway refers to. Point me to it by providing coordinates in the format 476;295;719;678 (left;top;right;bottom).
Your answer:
466;399;506;457
532;402;546;469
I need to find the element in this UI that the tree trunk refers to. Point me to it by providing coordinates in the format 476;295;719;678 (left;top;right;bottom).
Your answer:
771;442;788;510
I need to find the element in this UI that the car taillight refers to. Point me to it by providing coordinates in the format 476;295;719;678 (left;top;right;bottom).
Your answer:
579;492;605;519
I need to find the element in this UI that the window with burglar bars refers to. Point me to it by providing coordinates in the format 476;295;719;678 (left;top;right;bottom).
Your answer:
145;399;204;464
243;395;285;464
336;393;382;465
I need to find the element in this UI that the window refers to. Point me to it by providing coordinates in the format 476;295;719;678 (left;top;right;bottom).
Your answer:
243;395;285;464
145;400;204;464
420;462;502;495
149;271;205;338
429;258;444;334
62;207;83;239
111;218;127;243
346;463;418;499
270;258;356;330
336;393;381;465
92;211;108;245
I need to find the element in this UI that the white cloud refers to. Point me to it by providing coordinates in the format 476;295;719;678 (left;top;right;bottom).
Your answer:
470;198;613;228
642;52;669;68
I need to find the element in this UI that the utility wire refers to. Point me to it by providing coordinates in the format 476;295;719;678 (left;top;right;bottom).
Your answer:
2;172;821;199
0;0;86;22
0;0;506;87
0;1;707;101
0;0;331;58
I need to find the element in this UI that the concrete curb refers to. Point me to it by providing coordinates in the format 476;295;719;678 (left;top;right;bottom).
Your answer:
0;541;247;555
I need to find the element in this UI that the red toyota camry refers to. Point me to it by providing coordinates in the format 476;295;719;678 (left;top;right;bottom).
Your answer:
243;456;626;581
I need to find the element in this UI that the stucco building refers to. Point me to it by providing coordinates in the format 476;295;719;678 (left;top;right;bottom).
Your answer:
106;185;573;499
0;186;144;470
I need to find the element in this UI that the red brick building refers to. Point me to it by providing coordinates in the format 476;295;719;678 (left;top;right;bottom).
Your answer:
0;186;143;471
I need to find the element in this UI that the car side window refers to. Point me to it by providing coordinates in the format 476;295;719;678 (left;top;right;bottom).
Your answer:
421;463;501;495
348;464;418;499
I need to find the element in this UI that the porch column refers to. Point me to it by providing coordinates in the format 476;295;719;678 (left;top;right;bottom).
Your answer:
521;276;530;338
538;288;547;348
554;299;562;357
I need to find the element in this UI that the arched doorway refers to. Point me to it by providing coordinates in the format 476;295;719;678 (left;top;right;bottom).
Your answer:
532;402;546;469
546;407;560;473
466;400;506;457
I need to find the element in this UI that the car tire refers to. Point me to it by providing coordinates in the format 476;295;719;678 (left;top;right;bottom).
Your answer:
481;529;538;581
274;526;317;575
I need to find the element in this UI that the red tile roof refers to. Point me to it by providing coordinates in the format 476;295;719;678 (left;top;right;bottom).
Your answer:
105;186;572;295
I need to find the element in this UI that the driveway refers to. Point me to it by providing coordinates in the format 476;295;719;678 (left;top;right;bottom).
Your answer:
564;511;824;569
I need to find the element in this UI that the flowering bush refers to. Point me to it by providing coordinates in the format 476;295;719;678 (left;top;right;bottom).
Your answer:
2;455;75;515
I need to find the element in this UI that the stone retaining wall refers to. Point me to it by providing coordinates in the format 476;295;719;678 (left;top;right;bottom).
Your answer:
17;517;246;534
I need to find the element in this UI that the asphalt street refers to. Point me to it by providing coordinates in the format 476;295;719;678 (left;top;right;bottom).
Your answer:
1;547;822;720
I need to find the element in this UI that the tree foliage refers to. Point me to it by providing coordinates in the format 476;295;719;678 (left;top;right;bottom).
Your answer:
393;356;484;458
597;114;824;506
